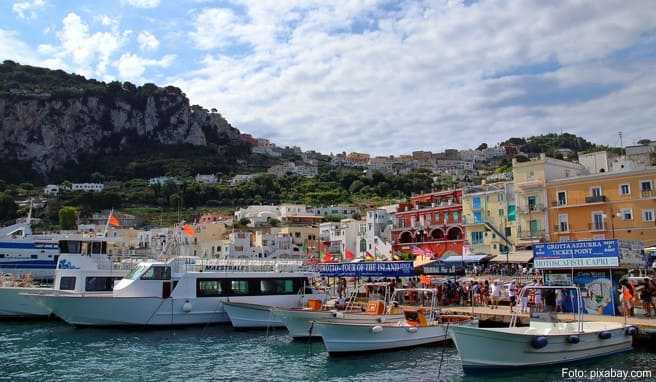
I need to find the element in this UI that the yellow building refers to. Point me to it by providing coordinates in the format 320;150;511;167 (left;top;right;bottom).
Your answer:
462;182;515;256
270;225;320;253
546;167;656;246
512;154;587;248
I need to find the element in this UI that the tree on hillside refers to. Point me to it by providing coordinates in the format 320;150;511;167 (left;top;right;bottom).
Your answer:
476;143;488;151
0;193;18;222
58;206;78;230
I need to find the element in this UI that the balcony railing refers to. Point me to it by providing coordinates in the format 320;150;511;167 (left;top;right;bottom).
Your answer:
585;195;607;203
588;223;606;231
462;215;486;225
517;230;545;239
642;190;656;198
553;224;569;233
518;204;545;214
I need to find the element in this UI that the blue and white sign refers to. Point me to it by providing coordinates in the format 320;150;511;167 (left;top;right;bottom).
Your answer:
319;261;415;277
534;240;619;269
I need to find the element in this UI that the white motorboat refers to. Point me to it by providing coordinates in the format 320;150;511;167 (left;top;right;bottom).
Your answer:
450;285;636;372
223;301;286;328
31;259;324;327
0;236;130;318
316;288;475;355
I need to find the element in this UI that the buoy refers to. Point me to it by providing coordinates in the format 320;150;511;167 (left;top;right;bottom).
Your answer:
182;301;192;313
371;325;384;334
566;335;580;344
598;331;611;339
625;326;637;336
406;326;418;333
530;336;548;349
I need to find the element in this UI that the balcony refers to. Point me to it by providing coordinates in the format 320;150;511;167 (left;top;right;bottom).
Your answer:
588;223;606;232
518;204;545;214
585;195;607;203
462;215;486;225
642;190;656;199
552;224;569;233
517;230;545;240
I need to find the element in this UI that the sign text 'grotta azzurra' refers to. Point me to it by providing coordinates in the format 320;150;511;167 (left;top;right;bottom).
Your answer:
533;240;619;269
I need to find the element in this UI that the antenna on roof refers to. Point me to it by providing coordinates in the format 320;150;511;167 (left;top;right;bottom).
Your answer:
618;131;623;147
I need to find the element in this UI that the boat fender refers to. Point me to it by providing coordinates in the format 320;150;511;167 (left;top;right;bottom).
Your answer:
371;325;384;334
566;335;580;344
406;326;418;333
335;312;344;319
598;331;611;340
625;326;637;336
182;301;192;313
530;336;548;349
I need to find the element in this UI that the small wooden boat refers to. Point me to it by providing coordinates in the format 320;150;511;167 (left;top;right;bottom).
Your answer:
315;288;476;355
450;285;636;372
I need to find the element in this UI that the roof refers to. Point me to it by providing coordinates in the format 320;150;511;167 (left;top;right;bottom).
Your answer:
440;254;490;263
489;250;534;263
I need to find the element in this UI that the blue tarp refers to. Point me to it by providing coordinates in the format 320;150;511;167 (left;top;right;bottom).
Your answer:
319;261;415;277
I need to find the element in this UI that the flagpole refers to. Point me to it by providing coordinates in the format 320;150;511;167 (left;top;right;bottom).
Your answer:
103;208;113;237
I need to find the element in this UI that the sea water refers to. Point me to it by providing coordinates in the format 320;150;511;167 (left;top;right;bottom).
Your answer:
0;321;654;381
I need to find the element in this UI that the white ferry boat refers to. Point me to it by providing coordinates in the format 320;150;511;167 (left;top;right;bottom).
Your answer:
0;236;132;318
32;260;324;326
0;220;60;280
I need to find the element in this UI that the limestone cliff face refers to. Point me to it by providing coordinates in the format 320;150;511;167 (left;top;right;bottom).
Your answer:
0;87;242;177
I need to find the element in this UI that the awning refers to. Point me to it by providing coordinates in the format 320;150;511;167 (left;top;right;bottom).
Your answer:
440;254;490;263
490;250;533;264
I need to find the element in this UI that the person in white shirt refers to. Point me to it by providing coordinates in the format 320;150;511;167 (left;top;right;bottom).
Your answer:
508;281;517;312
490;281;501;309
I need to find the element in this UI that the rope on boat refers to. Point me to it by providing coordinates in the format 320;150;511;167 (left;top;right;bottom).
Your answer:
305;321;315;356
436;321;450;381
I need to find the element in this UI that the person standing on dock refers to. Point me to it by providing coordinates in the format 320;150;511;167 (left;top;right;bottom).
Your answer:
508;281;517;313
490;280;501;310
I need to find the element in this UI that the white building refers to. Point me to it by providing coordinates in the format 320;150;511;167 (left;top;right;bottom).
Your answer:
44;182;104;195
308;205;360;219
267;162;318;178
148;176;181;186
578;151;642;174
234;205;282;226
229;174;259;186
195;174;218;184
358;209;394;259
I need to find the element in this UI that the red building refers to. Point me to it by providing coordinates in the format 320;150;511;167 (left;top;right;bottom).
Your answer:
392;189;465;258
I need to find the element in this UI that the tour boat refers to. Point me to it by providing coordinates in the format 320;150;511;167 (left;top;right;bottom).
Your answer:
450;285;635;372
315;288;475;355
31;260;324;326
272;282;403;338
0;218;61;280
0;236;130;318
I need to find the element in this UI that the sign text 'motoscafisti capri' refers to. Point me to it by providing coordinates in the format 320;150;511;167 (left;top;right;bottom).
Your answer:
533;240;619;269
319;261;415;277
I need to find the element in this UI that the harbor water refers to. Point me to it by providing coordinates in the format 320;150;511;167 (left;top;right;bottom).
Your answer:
1;321;654;381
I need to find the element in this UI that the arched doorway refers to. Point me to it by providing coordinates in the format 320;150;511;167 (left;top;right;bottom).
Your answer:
430;228;445;241
447;226;463;240
399;231;413;243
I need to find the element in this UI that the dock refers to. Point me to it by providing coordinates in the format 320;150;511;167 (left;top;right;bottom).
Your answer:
442;305;656;333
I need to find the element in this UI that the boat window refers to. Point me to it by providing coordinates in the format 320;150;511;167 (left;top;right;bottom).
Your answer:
230;280;250;295
31;254;38;259
126;265;148;280
59;240;82;254
197;279;227;297
85;277;121;292
59;276;76;291
140;265;171;280
259;279;296;295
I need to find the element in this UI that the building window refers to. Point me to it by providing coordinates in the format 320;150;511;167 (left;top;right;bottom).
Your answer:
434;212;440;222
470;231;484;244
620;208;633;220
643;209;655;222
641;180;653;192
443;212;449;224
557;191;567;206
453;212;459;222
505;227;512;237
619;184;630;196
527;196;537;211
592;212;604;231
590;186;602;198
498;208;504;217
558;214;569;232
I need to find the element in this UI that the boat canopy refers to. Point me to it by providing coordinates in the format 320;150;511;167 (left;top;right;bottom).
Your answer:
489;250;533;264
440;254;490;264
319;261;415;277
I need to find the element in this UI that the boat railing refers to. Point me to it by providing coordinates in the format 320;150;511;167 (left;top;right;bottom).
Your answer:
511;285;584;332
161;257;314;273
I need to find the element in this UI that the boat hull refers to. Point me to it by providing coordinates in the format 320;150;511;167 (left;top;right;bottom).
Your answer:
0;287;51;317
274;308;402;339
32;294;231;326
223;302;284;328
316;321;451;355
450;324;633;371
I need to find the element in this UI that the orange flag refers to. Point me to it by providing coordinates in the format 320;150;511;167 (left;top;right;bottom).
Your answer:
107;212;120;227
182;224;195;237
420;275;431;286
344;249;354;260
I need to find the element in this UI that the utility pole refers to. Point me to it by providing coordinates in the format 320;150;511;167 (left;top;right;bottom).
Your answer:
618;131;623;147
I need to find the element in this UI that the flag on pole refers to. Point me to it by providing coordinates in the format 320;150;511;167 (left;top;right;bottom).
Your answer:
107;211;120;227
322;253;334;263
182;223;195;237
419;275;431;286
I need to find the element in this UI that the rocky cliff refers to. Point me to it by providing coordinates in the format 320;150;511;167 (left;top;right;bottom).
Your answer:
0;61;255;182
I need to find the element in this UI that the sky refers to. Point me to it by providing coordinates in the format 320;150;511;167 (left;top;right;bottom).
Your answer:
1;0;655;155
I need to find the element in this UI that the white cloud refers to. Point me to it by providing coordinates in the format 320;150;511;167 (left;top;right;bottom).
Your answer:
122;0;160;8
115;53;175;80
12;0;45;19
137;31;159;51
0;29;40;63
174;0;656;154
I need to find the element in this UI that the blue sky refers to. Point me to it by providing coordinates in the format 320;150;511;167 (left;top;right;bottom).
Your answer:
1;0;655;155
